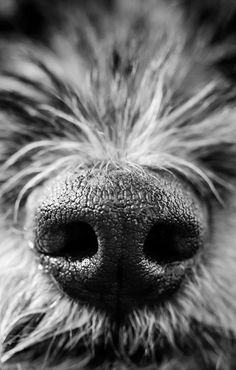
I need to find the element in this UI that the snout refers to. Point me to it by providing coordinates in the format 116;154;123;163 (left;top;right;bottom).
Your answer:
34;168;207;316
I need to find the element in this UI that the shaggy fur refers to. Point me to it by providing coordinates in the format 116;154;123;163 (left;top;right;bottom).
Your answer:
0;0;236;369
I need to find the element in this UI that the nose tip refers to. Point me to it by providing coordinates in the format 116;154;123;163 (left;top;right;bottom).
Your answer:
34;169;206;315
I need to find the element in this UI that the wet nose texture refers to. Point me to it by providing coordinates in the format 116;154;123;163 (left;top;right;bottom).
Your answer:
34;169;207;317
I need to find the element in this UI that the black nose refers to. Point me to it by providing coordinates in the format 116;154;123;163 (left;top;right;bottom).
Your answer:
34;168;206;316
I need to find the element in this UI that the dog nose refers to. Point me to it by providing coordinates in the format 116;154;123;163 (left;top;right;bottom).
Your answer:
34;168;206;316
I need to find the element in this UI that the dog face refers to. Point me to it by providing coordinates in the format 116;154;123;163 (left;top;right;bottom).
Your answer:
0;1;236;369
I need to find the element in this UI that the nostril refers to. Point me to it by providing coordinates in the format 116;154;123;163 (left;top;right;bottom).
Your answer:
143;222;201;264
59;221;98;259
144;224;174;264
36;221;98;260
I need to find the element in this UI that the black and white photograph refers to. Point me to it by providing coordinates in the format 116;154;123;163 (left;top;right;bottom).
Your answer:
0;1;235;369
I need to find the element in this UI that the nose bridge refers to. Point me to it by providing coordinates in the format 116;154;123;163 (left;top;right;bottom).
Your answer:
77;171;158;264
42;169;160;238
83;174;155;243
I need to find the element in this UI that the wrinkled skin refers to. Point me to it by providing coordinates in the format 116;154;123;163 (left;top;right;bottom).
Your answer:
0;0;236;369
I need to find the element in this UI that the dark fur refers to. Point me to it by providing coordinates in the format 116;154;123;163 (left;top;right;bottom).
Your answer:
0;1;236;369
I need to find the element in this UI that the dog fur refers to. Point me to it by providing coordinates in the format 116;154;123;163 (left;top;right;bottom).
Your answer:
0;0;236;369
